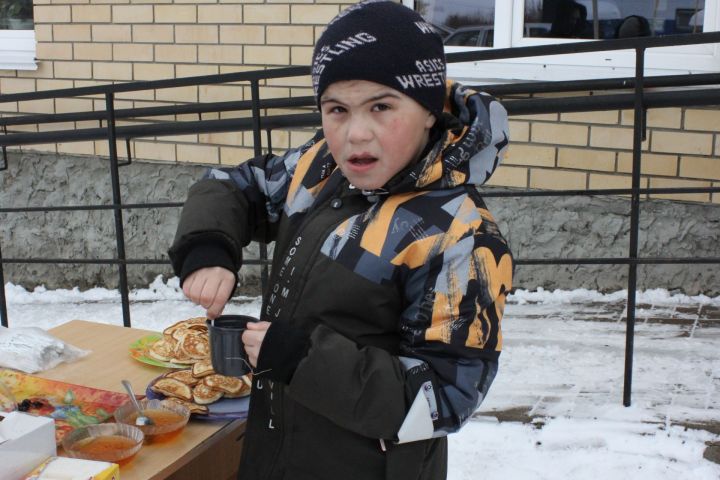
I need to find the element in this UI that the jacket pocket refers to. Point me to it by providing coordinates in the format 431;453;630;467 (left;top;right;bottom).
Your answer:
284;399;386;480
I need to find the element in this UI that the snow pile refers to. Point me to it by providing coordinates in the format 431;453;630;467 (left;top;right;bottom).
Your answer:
508;286;720;306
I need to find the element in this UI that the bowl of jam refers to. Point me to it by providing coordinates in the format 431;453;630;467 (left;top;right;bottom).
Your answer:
114;398;190;441
62;423;144;464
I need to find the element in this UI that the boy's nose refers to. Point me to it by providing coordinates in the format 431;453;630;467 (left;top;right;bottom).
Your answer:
347;115;373;143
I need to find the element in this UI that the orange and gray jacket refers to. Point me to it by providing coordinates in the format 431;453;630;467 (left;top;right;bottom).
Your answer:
169;81;513;480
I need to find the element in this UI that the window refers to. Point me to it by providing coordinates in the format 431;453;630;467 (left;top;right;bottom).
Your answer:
0;0;36;71
523;0;703;40
405;0;719;82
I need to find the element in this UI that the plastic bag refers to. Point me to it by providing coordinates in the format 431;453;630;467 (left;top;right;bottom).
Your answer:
0;326;89;374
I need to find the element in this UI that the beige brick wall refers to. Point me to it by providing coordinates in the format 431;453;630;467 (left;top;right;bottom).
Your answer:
503;97;720;203
0;1;718;204
1;0;336;168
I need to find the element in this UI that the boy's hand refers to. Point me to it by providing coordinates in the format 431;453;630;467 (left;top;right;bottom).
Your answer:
182;266;235;319
242;321;271;367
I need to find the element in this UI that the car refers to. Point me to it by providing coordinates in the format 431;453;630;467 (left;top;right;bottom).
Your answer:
443;23;550;47
443;25;494;47
429;22;454;41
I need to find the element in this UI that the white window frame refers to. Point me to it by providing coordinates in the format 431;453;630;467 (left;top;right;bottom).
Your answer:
404;0;720;82
0;29;37;71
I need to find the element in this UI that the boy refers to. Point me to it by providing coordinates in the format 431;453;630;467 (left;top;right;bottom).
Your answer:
169;2;513;479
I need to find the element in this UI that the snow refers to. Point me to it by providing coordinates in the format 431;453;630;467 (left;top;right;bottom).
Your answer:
3;276;720;479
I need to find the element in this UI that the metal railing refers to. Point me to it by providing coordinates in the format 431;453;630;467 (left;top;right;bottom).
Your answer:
1;32;720;406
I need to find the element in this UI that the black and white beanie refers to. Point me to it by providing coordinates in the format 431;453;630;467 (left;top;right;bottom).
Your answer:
312;0;447;119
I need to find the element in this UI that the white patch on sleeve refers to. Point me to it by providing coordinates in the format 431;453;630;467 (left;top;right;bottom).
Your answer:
207;169;230;180
396;381;437;444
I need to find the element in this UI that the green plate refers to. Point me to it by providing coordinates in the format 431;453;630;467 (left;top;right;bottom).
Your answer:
128;334;190;369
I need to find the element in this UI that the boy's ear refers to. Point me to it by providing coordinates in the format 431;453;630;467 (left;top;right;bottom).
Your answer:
425;111;436;129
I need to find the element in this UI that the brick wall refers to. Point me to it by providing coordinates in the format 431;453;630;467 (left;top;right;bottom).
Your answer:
495;105;720;203
0;0;718;204
0;0;351;164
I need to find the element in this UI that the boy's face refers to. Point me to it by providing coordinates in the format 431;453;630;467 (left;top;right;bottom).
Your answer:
320;80;436;191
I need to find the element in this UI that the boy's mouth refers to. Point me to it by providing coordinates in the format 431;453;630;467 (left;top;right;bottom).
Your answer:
348;155;377;167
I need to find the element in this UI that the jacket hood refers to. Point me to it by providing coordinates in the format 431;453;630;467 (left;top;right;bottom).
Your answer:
383;81;509;195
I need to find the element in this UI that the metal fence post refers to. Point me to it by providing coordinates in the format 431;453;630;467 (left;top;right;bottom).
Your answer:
1;126;7;172
250;80;269;290
623;47;646;407
105;93;132;328
0;241;7;328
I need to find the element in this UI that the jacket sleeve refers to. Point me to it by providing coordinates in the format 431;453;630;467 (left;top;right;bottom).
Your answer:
392;229;513;442
280;226;513;442
167;134;320;280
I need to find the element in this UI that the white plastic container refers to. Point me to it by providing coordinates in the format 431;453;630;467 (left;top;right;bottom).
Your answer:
0;411;56;480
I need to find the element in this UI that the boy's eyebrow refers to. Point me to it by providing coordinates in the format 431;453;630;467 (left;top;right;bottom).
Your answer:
320;91;402;106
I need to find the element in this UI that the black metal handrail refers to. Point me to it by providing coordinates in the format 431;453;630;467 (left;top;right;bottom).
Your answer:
3;87;720;148
0;66;310;103
1;32;720;408
0;96;316;128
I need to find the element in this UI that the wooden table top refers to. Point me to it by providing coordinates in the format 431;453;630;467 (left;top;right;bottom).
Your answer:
43;320;243;480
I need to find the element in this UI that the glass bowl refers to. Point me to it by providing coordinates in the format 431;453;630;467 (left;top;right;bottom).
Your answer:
114;398;190;439
62;423;144;464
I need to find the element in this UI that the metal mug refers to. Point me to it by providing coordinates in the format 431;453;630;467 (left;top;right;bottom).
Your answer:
206;315;259;377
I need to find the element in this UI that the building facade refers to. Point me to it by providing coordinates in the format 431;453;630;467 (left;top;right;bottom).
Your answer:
0;0;718;293
0;0;718;202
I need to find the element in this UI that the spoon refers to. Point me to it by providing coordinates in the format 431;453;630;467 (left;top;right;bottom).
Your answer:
121;379;154;426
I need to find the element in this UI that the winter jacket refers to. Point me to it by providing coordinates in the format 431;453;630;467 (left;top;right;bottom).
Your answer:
168;81;513;480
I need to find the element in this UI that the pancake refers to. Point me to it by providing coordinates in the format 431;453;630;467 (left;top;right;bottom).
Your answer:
151;377;193;401
171;327;190;342
166;369;200;386
187;323;208;333
221;382;251;399
164;317;207;338
162;398;209;415
172;323;208;342
177;332;210;360
192;359;215;378
203;374;245;396
170;340;196;364
147;337;176;362
192;383;224;405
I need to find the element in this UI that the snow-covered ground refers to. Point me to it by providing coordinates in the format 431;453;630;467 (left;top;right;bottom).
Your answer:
3;277;720;480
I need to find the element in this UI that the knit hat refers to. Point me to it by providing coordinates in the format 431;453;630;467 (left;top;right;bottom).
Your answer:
312;0;447;119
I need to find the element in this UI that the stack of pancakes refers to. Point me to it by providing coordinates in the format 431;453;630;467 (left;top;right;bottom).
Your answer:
151;360;252;415
146;317;252;414
147;317;210;365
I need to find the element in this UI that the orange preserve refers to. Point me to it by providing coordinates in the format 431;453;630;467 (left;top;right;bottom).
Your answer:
71;435;138;462
128;408;188;442
129;408;185;428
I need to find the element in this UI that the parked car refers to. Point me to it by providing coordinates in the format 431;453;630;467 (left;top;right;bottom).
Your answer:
429;23;454;41
443;23;550;47
444;25;494;47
